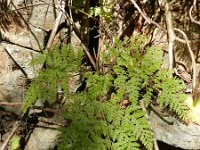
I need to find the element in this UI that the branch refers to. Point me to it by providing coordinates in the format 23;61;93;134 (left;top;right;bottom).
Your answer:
10;1;42;51
12;2;93;19
37;1;96;69
189;0;200;25
1;44;28;78
174;28;196;92
129;0;188;45
129;0;195;73
12;0;96;69
129;0;177;70
61;8;96;69
0;101;22;106
68;0;73;43
164;2;176;70
129;0;198;99
32;106;62;114
129;0;164;31
1;40;41;53
46;0;65;49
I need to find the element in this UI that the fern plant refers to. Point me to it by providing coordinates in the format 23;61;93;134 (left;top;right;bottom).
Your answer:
22;45;83;111
58;35;189;150
23;34;189;150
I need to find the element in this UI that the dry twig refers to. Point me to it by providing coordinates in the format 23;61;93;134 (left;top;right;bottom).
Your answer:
0;121;20;150
46;0;65;49
129;0;162;30
0;101;22;106
61;7;96;69
130;0;196;88
1;45;28;78
129;0;176;69
174;28;196;92
189;0;200;25
164;2;176;70
10;1;42;51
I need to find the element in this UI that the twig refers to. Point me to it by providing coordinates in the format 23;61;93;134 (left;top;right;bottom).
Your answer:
0;101;22;106
12;2;93;19
189;0;200;25
39;0;96;69
129;0;164;31
129;0;176;70
150;104;174;125
193;0;197;7
62;8;96;69
67;0;73;44
10;1;42;51
31;106;62;114
174;28;196;91
1;40;41;53
1;44;28;78
129;0;187;45
52;0;57;20
46;0;65;49
164;2;176;70
0;121;20;150
129;0;193;71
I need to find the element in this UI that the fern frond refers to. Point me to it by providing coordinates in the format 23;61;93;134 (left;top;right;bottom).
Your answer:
154;69;189;119
22;44;83;112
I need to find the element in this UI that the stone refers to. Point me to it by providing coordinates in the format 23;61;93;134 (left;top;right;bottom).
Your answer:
24;125;60;150
24;115;64;150
0;43;37;114
149;111;200;149
0;0;81;115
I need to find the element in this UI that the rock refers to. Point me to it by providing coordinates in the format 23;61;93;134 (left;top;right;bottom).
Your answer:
0;43;37;114
0;0;62;114
24;116;63;150
149;111;200;149
24;126;60;150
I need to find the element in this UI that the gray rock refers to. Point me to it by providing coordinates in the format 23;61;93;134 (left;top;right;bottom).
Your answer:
25;125;60;150
0;43;36;114
149;111;200;149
